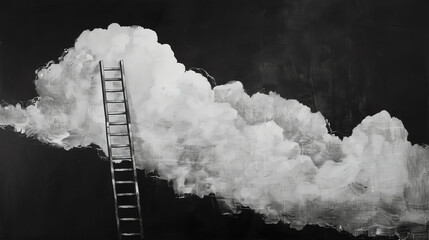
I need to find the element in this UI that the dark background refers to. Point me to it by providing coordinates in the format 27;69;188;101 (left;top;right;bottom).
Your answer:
0;0;428;239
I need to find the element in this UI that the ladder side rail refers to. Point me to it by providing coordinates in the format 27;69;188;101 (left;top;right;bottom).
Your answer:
119;59;144;238
99;61;122;240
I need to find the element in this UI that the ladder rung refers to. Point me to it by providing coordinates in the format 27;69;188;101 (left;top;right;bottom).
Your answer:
115;181;134;184
104;67;121;71
109;122;128;125
121;233;142;236
119;218;140;221
117;193;136;196
104;78;122;81
106;100;125;103
105;89;124;92
108;111;127;115
110;132;129;136
118;205;138;208
112;160;132;163
111;144;130;148
114;168;133;171
112;156;132;160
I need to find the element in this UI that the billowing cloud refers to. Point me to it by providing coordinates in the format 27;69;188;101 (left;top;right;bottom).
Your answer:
0;24;428;235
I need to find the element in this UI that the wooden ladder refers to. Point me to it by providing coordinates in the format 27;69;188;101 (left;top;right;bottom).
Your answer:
99;60;143;240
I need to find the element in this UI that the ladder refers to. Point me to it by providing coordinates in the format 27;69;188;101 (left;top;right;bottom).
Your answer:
99;60;144;240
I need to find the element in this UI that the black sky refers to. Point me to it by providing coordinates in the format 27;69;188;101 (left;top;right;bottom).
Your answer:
0;0;428;239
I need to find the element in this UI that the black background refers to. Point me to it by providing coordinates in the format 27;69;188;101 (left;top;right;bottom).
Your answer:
0;0;428;239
